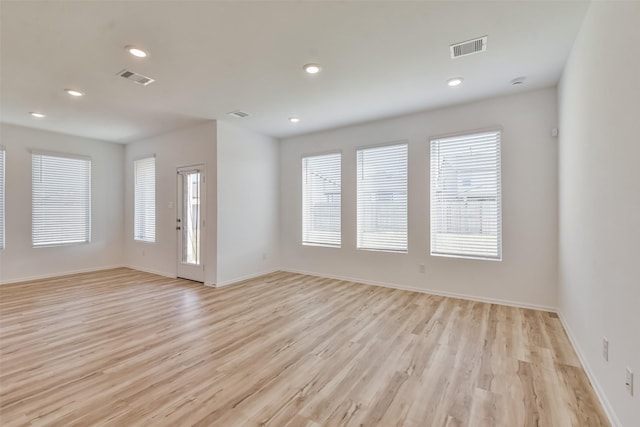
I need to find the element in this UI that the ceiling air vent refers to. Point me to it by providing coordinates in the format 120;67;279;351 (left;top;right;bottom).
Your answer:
450;36;487;59
227;110;249;118
117;69;155;86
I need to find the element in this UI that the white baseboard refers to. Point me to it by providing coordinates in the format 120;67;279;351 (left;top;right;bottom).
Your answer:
0;263;275;288
0;262;557;312
213;269;280;288
279;267;557;312
123;265;176;279
557;312;621;427
0;264;126;285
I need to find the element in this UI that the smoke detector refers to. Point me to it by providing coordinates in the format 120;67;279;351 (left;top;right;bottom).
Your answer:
117;69;155;86
450;36;487;59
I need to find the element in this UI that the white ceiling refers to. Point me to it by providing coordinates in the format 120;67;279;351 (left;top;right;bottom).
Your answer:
0;1;590;143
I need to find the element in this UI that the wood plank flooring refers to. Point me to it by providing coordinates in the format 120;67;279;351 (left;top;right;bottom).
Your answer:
0;268;609;426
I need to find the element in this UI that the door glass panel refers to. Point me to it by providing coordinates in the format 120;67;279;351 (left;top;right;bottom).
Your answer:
182;171;200;265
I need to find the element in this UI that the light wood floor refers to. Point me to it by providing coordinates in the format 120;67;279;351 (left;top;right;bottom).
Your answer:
0;268;608;427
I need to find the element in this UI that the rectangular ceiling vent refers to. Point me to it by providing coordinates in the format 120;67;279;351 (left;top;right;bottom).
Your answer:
117;69;155;86
227;110;249;118
450;36;487;59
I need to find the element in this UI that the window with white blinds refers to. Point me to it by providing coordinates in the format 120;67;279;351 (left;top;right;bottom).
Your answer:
357;143;408;252
430;130;501;260
0;147;5;250
32;152;91;246
134;156;156;243
302;152;341;247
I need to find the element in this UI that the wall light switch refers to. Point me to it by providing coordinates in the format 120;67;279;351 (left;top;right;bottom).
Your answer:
626;367;634;396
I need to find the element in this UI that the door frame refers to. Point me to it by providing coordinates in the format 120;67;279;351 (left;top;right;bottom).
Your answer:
176;164;206;282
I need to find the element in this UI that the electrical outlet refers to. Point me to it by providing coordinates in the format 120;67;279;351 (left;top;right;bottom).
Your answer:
419;264;425;274
603;337;609;361
262;252;267;261
626;367;634;396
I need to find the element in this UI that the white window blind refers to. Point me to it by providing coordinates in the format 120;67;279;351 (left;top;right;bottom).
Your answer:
357;143;408;252
430;130;502;260
0;147;5;250
134;156;156;243
32;152;91;246
302;152;341;247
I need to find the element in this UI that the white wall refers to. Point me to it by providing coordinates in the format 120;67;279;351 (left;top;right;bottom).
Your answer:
558;2;640;426
124;121;218;284
216;120;279;285
280;88;558;309
0;123;124;283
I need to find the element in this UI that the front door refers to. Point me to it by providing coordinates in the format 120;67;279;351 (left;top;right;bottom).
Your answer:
177;166;204;282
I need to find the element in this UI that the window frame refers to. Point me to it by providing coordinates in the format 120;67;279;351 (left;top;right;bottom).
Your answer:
31;150;92;248
301;151;342;248
429;128;502;261
356;141;409;253
134;155;156;243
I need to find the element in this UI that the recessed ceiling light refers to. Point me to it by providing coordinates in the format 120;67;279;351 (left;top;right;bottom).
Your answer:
30;112;46;118
303;63;321;74
126;45;148;58
447;77;464;87
289;117;300;123
65;89;84;97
